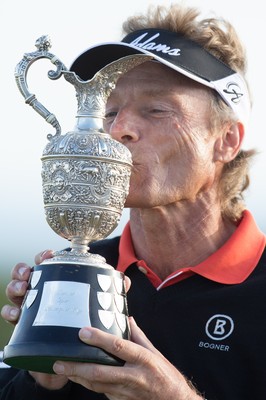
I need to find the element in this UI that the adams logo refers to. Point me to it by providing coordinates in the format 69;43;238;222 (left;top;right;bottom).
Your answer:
129;32;181;56
205;314;234;341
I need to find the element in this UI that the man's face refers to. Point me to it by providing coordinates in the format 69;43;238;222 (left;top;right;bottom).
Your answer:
104;61;219;208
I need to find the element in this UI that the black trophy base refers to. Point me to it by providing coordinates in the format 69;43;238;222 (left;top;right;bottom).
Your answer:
3;262;129;374
4;339;123;374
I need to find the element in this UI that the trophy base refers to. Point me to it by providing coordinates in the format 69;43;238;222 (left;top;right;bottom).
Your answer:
3;262;129;374
4;340;123;374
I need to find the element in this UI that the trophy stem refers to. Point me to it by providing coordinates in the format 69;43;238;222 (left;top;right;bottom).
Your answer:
42;237;111;268
70;237;90;253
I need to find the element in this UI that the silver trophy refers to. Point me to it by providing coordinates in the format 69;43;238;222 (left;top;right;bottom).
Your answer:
3;35;152;373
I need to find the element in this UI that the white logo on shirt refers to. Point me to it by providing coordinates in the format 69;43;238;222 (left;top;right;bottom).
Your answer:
205;314;234;341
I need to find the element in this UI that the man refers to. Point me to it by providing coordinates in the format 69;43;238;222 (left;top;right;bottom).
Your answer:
1;3;265;399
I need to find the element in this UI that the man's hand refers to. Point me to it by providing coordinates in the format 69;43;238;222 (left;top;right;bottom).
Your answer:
53;317;204;400
1;250;69;390
1;250;54;324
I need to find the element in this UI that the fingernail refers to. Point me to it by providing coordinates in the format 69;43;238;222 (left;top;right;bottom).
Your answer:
18;267;27;277
15;281;24;292
10;308;19;319
129;316;137;325
40;250;49;259
79;327;93;341
53;362;65;374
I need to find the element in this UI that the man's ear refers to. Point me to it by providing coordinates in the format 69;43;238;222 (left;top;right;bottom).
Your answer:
213;122;245;163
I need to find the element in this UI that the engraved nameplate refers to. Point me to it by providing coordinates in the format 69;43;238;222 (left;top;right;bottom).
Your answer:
33;281;91;328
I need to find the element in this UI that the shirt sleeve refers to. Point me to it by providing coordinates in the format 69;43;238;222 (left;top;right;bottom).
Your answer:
0;366;106;400
0;368;73;400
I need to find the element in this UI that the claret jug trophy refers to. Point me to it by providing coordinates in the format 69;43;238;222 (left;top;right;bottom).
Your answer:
3;35;151;373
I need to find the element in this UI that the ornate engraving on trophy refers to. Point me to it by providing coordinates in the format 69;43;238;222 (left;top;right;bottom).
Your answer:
41;142;131;243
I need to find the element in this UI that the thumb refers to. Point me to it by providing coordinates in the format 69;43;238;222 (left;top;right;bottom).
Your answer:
34;249;54;265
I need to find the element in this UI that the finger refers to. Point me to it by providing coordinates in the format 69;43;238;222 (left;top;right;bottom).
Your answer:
78;326;151;365
124;276;131;293
55;363;140;400
5;279;29;306
11;262;32;281
34;249;54;265
53;347;150;398
53;360;128;389
1;304;20;324
68;376;122;396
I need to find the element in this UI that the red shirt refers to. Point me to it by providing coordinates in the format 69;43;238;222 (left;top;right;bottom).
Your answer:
117;210;266;290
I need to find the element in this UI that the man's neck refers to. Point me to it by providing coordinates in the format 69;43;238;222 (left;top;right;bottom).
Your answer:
129;196;236;281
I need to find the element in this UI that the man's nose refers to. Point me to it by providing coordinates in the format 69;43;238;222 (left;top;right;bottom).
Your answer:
109;111;140;144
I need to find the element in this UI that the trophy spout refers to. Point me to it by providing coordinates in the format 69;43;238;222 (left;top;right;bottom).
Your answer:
63;54;153;131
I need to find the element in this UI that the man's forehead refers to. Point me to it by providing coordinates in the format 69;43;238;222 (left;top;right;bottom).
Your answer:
107;73;210;106
113;61;207;91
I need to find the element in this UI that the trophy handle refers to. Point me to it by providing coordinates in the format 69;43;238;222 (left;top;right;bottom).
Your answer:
14;35;67;140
